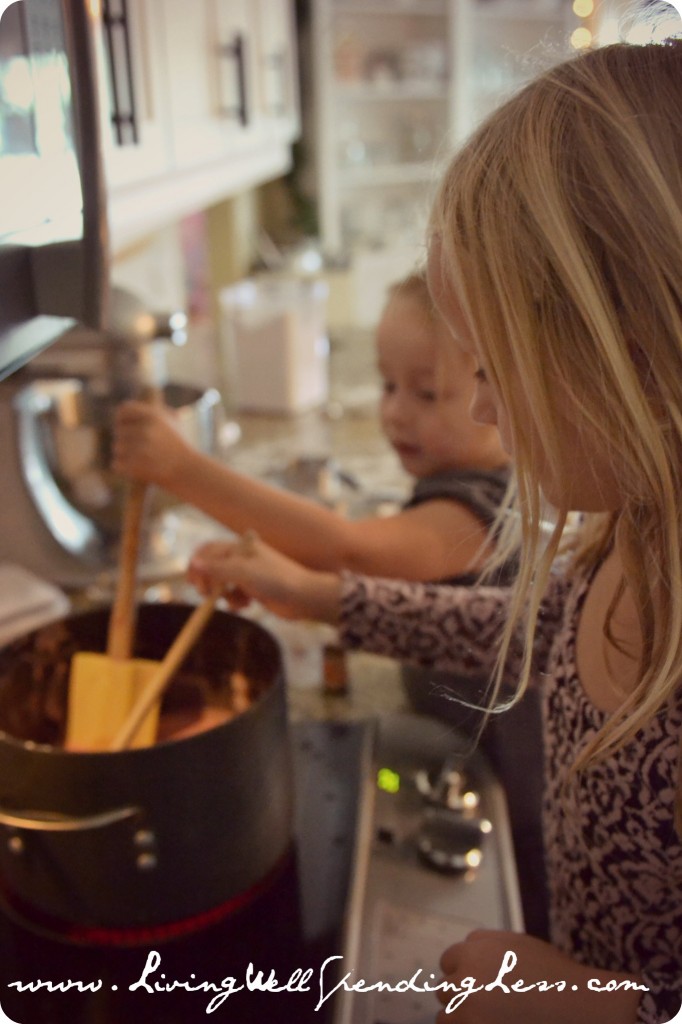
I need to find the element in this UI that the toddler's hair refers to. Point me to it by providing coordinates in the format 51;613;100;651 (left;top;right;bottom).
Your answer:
382;269;469;391
387;270;448;324
430;41;682;791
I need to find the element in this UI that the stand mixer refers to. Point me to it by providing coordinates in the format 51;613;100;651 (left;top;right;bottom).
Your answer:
0;286;225;590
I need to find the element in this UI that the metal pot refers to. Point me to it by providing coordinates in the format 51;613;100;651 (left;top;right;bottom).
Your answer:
0;605;293;937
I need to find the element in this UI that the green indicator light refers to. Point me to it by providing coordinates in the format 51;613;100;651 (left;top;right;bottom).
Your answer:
377;767;400;794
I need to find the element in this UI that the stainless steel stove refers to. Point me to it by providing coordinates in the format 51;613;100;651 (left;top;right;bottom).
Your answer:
333;713;522;1024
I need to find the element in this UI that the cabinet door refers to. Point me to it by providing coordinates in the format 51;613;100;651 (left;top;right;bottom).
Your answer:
103;0;299;252
315;0;456;255
99;0;170;188
163;0;253;169
250;0;300;143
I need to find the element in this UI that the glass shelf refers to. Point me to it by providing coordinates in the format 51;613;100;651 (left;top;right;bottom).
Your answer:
334;82;448;100
333;0;447;16
338;161;441;187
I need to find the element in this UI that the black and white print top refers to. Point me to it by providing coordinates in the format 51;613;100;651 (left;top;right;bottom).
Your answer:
339;563;682;1024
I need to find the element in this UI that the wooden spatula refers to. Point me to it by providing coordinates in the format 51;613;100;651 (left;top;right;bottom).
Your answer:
66;387;165;752
65;479;161;750
109;529;258;751
106;478;147;660
109;592;219;751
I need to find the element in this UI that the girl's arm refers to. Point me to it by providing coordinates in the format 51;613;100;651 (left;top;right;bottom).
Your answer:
188;534;569;679
339;557;572;679
187;536;535;679
113;401;491;580
339;571;518;678
186;536;513;662
187;536;342;624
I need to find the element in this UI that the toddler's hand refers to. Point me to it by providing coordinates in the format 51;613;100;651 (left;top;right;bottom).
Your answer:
112;400;192;488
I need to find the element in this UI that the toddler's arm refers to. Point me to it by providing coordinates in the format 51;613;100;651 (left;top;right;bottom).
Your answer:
113;401;492;581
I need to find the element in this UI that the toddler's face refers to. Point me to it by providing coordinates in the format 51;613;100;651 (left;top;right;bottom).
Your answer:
376;294;502;479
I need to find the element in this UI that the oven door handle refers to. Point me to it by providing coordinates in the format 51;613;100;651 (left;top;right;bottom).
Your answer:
0;804;141;833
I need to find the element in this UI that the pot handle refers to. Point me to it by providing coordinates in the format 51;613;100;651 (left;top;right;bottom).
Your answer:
0;805;141;833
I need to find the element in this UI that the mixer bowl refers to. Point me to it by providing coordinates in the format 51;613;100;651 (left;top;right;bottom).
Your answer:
16;378;223;545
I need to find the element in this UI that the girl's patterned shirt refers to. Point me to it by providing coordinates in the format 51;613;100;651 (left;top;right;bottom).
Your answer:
339;564;682;1024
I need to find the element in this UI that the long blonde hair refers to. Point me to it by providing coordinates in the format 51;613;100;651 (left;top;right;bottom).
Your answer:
430;41;682;782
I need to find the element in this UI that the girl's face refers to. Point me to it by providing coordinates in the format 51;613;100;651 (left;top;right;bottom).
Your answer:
376;293;505;479
426;244;623;512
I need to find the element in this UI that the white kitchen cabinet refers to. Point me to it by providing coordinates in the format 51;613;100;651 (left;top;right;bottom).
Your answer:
163;0;256;169
250;0;300;143
98;0;169;188
96;0;300;253
313;0;572;261
313;0;465;258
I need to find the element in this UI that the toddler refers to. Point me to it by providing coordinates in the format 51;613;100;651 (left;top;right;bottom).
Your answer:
113;272;510;585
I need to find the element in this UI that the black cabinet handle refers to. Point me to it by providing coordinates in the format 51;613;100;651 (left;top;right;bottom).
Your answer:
102;0;139;146
219;33;248;127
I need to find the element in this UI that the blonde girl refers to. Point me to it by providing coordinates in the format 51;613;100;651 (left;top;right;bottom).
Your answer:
113;272;510;584
188;38;682;1024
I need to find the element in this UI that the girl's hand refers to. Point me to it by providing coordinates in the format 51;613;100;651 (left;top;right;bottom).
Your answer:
112;400;193;489
435;930;642;1024
187;535;341;624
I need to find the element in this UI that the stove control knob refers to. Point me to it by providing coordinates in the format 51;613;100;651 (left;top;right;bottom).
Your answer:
417;810;491;873
415;766;480;812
